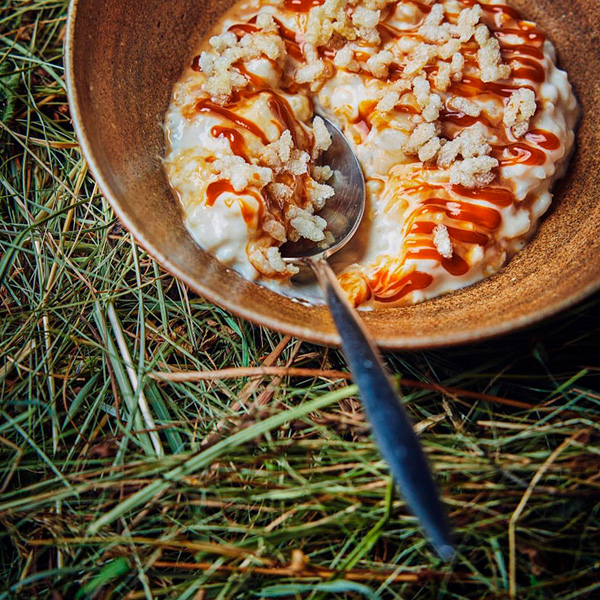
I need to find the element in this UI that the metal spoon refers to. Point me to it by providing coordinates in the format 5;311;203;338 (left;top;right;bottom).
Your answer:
281;116;455;561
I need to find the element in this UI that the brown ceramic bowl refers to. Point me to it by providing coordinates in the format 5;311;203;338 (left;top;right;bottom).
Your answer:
65;0;600;349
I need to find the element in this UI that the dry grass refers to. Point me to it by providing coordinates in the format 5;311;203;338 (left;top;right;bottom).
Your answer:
1;1;600;598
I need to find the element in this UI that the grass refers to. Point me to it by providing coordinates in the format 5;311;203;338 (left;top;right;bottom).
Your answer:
1;1;600;598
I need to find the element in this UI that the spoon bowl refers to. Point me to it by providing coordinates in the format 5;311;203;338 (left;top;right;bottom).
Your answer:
281;118;365;261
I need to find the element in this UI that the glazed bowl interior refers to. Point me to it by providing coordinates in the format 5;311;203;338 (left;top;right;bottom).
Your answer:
66;0;600;349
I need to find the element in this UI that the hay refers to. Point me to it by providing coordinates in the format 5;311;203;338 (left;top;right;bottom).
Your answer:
1;2;600;598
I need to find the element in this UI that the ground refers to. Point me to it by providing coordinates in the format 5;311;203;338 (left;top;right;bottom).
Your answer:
1;1;599;599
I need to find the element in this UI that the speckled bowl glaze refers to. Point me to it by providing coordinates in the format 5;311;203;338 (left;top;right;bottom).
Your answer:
65;0;600;349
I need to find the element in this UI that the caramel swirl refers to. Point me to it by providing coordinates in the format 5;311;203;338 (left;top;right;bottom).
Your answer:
197;99;270;144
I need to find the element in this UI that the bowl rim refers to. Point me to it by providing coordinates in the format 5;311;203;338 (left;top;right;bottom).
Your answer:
64;0;600;350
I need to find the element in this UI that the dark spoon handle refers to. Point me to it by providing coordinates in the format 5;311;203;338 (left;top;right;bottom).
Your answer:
310;256;454;561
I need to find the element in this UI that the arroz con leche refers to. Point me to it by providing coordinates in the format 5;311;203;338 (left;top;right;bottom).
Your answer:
165;0;579;308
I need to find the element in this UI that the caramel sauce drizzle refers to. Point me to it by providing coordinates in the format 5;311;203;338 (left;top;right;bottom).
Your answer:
503;44;545;60
338;272;372;306
206;180;236;206
372;271;434;304
526;129;560;151
494;27;545;46
462;0;522;22
351;99;418;133
408;249;470;276
228;22;259;37
350;101;377;133
449;75;532;99
191;0;557;306
273;18;304;61
211;125;250;162
233;60;270;88
441;110;490;129
198;87;311;158
206;180;264;226
447;227;489;246
197;99;270;144
494;142;547;167
422;198;502;230
451;185;514;208
509;56;545;84
265;91;310;149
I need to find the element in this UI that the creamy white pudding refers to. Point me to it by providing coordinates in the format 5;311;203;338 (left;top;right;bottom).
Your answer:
165;0;578;308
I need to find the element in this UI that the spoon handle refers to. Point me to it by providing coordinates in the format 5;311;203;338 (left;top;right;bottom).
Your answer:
309;256;454;561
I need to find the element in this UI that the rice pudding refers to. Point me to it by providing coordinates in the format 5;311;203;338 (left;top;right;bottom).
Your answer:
165;0;579;308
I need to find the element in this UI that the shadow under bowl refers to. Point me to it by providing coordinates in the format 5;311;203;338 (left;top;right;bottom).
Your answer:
65;0;600;349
